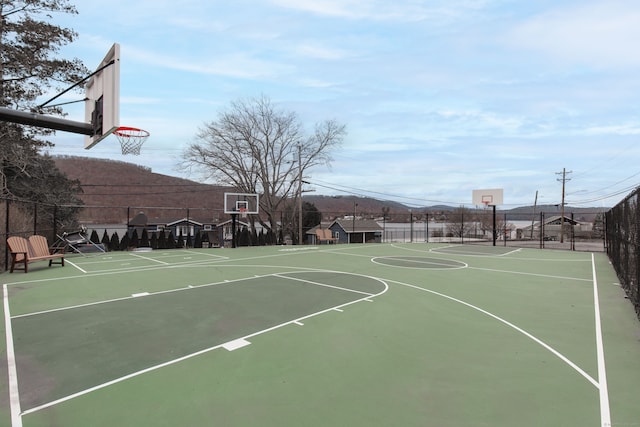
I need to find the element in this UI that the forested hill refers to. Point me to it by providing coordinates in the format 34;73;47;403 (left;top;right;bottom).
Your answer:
53;156;609;220
53;156;232;211
52;156;419;216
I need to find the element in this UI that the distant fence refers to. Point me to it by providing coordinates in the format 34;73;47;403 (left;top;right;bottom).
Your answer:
606;188;640;318
2;197;607;271
0;199;230;271
329;208;606;252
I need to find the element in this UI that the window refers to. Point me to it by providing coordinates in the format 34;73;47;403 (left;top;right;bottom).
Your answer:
177;225;194;236
204;224;212;231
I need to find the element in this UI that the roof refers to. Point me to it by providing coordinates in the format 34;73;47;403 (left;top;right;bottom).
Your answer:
331;219;383;233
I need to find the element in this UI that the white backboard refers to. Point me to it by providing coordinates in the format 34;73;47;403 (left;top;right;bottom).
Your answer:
472;189;504;206
224;193;260;215
84;43;120;149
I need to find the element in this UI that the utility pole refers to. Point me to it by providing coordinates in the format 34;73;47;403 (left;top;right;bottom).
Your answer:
556;168;572;243
530;190;538;240
297;144;303;245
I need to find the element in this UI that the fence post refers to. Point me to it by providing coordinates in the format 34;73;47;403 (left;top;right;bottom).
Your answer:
53;204;58;240
636;196;640;311
3;198;9;271
571;212;575;251
33;201;38;234
540;212;544;249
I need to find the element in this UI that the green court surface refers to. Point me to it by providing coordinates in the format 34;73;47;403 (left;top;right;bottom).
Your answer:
2;243;640;426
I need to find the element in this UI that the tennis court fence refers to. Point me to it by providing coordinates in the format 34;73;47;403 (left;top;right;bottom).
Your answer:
1;196;609;270
606;187;640;319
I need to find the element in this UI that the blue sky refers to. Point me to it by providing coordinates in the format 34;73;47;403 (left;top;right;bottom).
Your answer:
46;0;640;208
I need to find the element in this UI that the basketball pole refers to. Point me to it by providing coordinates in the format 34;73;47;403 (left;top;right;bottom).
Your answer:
0;107;93;135
231;213;237;248
492;205;497;246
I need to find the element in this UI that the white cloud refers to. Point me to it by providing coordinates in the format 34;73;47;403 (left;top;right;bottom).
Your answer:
506;1;640;68
269;0;492;22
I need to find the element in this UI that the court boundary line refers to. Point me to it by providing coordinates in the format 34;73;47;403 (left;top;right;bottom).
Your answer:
591;253;611;426
3;284;22;427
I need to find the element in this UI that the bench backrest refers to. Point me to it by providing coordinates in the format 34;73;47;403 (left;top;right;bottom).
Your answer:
315;229;336;241
28;235;52;258
7;236;30;261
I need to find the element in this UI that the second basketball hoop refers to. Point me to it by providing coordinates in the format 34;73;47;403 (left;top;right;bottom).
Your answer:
113;126;150;155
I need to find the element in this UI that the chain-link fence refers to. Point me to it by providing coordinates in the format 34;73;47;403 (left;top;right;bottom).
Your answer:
2;197;608;272
606;189;640;319
319;208;606;252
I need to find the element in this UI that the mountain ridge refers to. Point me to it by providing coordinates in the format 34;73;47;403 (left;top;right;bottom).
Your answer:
53;156;608;221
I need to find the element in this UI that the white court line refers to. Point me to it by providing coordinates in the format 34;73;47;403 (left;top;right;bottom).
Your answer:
591;253;611;427
273;273;375;296
3;285;22;427
65;259;86;273
222;338;251;351
469;266;593;282
128;252;169;265
390;279;600;388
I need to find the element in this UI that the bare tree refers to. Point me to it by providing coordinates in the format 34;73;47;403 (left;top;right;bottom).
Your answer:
446;207;474;239
477;209;514;240
183;95;346;234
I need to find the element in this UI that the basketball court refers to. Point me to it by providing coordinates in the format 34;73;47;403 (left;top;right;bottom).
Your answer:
1;43;640;427
2;243;640;426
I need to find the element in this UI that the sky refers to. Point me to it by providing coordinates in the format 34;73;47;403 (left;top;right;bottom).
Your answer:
44;0;640;208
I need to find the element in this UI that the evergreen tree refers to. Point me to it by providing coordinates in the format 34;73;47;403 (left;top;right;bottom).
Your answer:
130;229;139;248
166;231;176;249
1;0;90;195
119;233;130;251
140;229;150;247
109;232;120;251
101;230;110;250
238;226;250;246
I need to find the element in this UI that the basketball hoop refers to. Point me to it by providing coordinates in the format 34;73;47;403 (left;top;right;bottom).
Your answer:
113;126;150;155
239;207;248;218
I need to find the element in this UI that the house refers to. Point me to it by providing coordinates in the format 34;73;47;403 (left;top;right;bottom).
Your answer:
517;215;591;240
128;212;222;247
328;219;383;244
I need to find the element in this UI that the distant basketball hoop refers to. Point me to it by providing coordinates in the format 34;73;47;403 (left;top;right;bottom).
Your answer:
239;207;248;218
113;126;149;155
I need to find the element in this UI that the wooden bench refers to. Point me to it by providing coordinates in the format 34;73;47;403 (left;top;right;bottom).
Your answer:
7;235;65;273
315;229;337;244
